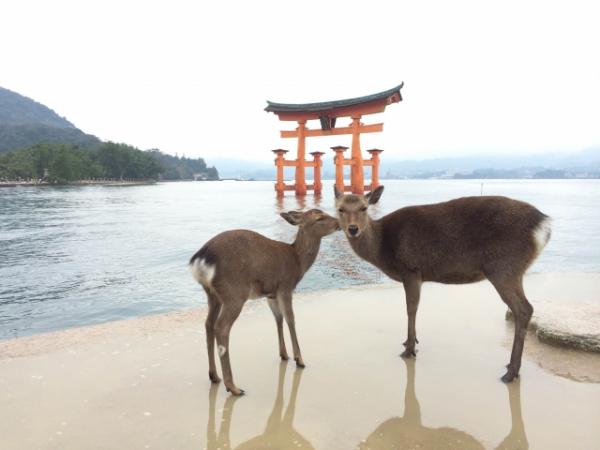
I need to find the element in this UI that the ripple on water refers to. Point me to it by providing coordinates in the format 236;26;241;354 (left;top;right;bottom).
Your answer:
1;179;600;339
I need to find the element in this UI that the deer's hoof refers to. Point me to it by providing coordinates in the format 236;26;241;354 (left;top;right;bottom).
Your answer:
501;370;519;383
295;358;306;368
209;372;221;383
226;387;245;396
400;349;417;358
280;354;289;361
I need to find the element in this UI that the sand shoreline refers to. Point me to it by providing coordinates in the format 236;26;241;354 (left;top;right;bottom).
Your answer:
1;274;599;449
2;273;598;359
0;179;156;187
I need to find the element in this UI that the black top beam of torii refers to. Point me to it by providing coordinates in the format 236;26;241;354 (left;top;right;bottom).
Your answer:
264;83;404;114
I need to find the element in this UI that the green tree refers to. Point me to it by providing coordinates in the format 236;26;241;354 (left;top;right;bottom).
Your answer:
0;142;217;183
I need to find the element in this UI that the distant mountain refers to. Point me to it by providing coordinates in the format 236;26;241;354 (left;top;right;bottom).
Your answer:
379;149;600;178
207;148;600;181
206;157;277;180
0;86;100;154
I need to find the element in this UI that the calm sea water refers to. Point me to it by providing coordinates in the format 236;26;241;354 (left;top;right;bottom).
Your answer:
1;179;599;339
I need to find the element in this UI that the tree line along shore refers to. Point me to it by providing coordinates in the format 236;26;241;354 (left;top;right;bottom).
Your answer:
0;142;219;184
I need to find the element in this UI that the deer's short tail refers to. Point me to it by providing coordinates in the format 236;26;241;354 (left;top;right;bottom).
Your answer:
189;248;216;289
533;216;552;255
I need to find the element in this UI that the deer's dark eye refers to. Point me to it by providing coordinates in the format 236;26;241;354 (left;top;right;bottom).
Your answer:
338;208;345;213
360;206;368;212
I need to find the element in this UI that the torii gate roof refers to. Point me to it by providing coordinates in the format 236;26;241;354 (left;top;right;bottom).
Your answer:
265;83;403;119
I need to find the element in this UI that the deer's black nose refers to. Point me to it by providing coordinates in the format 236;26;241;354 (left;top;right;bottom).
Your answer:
348;225;359;236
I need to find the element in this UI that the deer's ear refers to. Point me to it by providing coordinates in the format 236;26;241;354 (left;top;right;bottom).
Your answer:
280;211;303;226
334;186;343;199
365;185;384;205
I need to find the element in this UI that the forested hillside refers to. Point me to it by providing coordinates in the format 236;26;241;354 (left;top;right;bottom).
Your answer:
0;86;74;127
0;87;100;153
0;143;219;183
0;86;219;182
148;150;218;180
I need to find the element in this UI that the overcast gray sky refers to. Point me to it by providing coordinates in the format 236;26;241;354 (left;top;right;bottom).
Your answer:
2;0;599;161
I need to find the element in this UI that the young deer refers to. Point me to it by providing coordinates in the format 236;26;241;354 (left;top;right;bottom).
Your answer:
190;209;339;395
335;186;551;382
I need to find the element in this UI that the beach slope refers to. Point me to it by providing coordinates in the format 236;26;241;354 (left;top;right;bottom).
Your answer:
1;274;599;449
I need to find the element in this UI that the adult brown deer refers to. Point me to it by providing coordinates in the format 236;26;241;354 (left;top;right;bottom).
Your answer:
335;186;551;382
190;209;339;395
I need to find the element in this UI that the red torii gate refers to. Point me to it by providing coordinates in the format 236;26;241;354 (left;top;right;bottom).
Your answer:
265;84;403;196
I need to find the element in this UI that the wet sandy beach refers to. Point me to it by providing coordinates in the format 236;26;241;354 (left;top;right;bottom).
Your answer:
1;274;599;449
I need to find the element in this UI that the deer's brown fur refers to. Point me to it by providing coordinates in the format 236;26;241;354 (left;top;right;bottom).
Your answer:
335;186;551;382
190;209;339;395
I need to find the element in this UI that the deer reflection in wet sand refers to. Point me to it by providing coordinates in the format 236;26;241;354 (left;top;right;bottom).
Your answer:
359;359;529;450
496;380;529;450
206;361;313;450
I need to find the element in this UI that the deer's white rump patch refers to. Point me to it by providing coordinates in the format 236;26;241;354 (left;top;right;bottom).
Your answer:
533;217;552;254
190;258;216;288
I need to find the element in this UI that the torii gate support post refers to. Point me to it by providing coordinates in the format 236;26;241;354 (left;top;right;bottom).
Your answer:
272;149;289;197
350;116;365;195
310;151;324;195
367;149;384;189
331;146;348;192
295;120;307;196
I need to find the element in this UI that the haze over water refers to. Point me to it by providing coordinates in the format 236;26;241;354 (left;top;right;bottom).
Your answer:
1;179;599;339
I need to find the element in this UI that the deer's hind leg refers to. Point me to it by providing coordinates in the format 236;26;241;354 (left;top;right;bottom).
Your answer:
213;288;246;395
489;275;533;382
205;290;222;383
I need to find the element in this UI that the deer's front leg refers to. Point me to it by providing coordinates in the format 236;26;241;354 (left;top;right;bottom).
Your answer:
400;276;422;358
279;291;305;368
267;297;289;360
